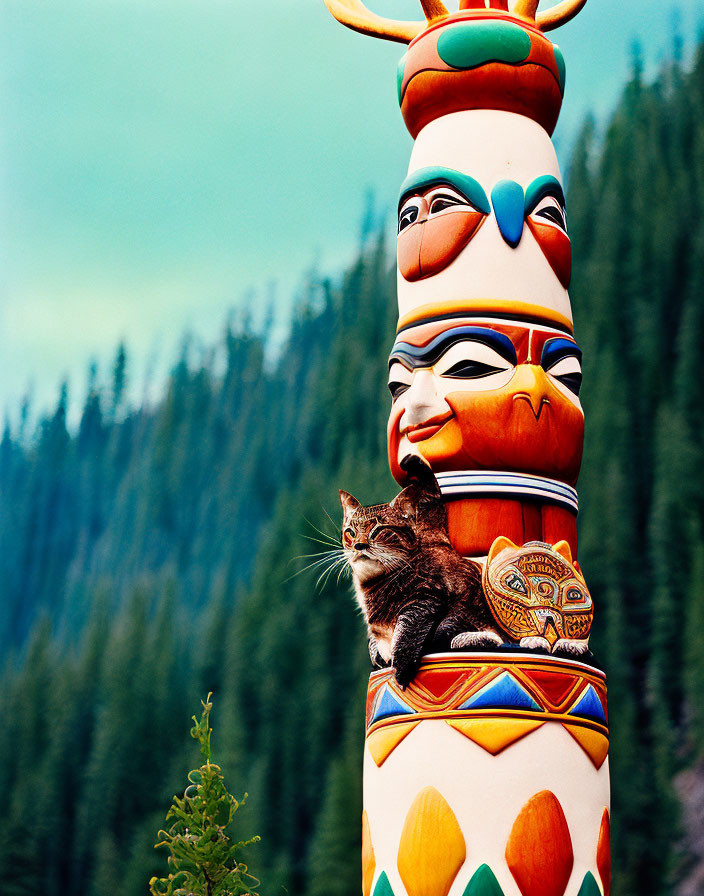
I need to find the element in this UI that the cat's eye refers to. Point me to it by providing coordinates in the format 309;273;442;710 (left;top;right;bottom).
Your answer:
529;195;568;234
433;341;514;391
370;524;410;545
372;527;400;543
342;527;355;546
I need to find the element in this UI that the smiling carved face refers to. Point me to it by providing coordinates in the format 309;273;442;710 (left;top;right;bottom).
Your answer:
386;320;584;485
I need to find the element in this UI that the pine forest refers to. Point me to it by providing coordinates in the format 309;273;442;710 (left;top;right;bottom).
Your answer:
2;43;704;896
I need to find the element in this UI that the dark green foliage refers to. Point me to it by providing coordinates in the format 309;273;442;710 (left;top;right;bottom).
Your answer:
1;44;704;896
150;694;260;896
567;43;704;896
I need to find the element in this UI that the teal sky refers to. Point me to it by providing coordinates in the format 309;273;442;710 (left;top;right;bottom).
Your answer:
1;0;701;422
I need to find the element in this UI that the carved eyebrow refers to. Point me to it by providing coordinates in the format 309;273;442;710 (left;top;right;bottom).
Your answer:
524;175;566;215
389;326;517;369
541;337;582;369
398;166;491;215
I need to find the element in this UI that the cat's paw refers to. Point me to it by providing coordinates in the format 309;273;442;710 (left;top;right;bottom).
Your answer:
393;662;417;690
552;638;590;658
368;636;389;669
451;631;503;650
519;636;551;652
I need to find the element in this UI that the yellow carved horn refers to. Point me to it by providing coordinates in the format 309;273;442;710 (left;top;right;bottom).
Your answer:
420;0;450;22
511;0;588;30
536;0;588;31
322;0;426;44
512;0;540;19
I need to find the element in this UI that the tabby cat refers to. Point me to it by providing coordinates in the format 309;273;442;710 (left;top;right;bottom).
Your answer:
340;455;501;688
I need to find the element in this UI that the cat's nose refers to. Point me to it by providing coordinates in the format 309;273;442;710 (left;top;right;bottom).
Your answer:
354;542;368;551
399;370;452;430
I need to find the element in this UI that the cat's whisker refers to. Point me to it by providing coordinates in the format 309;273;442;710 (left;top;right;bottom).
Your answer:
283;550;347;584
303;515;340;543
316;556;349;591
336;562;352;585
291;549;345;561
301;533;341;547
291;547;350;592
320;504;342;534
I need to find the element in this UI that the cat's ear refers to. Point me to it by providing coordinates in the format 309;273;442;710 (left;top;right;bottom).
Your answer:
487;535;517;564
339;490;361;520
393;461;446;530
399;454;441;497
552;540;573;566
390;486;416;517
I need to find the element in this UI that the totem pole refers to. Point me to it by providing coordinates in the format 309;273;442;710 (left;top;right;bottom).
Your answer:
325;2;610;895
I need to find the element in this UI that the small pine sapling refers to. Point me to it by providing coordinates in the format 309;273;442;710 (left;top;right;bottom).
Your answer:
150;694;260;896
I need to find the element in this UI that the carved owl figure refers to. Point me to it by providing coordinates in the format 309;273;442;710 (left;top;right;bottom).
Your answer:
483;537;592;655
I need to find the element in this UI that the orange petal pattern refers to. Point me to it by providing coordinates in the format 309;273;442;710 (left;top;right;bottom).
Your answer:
362;811;376;896
397;786;466;896
597;808;611;896
505;790;574;896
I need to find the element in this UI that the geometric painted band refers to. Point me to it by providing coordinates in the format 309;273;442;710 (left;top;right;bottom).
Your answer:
365;653;609;769
367;653;606;733
435;471;579;515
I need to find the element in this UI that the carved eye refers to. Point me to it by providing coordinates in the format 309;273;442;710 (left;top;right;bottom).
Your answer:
441;359;505;378
504;571;528;595
427;186;478;217
429;193;462;214
541;338;583;406
398;197;422;233
546;355;582;396
389;381;409;400
388;361;413;402
566;587;584;603
530;195;568;234
433;341;514;390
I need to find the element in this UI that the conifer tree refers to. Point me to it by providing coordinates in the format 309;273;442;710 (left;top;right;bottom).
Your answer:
150;694;260;896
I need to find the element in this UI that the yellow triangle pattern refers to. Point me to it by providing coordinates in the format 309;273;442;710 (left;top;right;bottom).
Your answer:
562;723;609;769
366;721;420;767
447;718;545;754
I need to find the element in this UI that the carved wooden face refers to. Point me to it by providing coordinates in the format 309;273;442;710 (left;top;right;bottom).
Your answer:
483;536;593;646
397;168;489;282
386;320;584;485
397;111;574;332
397;167;570;288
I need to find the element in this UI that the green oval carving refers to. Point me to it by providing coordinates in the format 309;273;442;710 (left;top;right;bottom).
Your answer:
462;864;505;896
576;872;601;896
437;21;531;70
553;43;566;93
397;53;407;106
